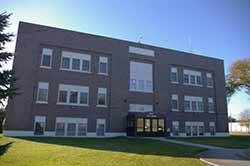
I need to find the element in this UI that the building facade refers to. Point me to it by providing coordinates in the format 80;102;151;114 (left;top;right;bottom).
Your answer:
4;22;229;137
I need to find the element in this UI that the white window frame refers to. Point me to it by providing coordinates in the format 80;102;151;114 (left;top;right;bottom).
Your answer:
98;56;108;75
171;94;179;111
96;119;106;136
172;121;179;136
40;48;53;69
184;96;204;112
183;69;202;87
208;97;215;113
206;73;214;88
185;121;204;136
36;82;49;104
97;88;107;107
57;84;89;106
129;46;155;57
33;116;46;135
60;51;91;73
170;67;178;84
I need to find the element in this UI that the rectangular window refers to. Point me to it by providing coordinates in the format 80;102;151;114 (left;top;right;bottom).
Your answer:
196;76;202;85
61;51;91;73
67;123;76;136
62;57;70;69
208;97;214;113
96;119;105;136
145;119;151;132
209;122;216;135
58;90;67;103
171;94;178;111
191;101;197;111
56;122;65;136
185;126;191;136
97;88;107;107
34;116;46;135
99;56;108;75
190;75;196;84
129;104;153;113
192;126;198;136
184;100;190;111
69;91;78;104
183;74;189;84
72;58;80;70
130;61;153;93
137;118;144;132
199;126;204;136
207;73;213;88
41;48;52;68
198;101;204;112
152;119;158;132
37;82;49;103
57;84;89;106
78;123;87;136
170;67;178;83
172;121;179;136
158;119;165;132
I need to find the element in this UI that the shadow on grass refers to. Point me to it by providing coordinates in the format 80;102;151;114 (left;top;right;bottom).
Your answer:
0;142;13;156
14;136;205;158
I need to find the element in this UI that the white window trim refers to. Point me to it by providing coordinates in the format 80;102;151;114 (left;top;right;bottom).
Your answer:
36;82;49;104
129;46;155;57
183;69;202;87
57;84;89;107
171;94;179;111
33;116;46;134
206;73;214;88
40;48;53;69
208;97;215;113
98;56;108;75
129;104;153;113
60;51;91;74
96;119;106;136
170;67;179;84
184;96;204;112
97;88;107;107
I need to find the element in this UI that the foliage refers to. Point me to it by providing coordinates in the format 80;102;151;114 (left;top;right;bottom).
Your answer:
0;12;16;105
228;115;237;122
226;58;250;99
239;109;250;133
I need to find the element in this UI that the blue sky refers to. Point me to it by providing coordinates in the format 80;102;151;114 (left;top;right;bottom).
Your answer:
1;0;250;118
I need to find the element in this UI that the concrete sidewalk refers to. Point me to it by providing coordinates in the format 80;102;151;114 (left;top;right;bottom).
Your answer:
145;137;250;166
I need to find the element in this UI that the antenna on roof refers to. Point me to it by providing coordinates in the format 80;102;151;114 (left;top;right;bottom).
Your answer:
138;36;143;43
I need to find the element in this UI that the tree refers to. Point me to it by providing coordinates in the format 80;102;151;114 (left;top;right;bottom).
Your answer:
239;109;250;133
226;58;250;99
228;115;237;122
0;12;16;105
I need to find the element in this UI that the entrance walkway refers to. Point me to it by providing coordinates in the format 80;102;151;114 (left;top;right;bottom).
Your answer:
145;137;250;166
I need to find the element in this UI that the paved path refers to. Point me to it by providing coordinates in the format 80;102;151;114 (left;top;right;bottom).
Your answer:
144;137;250;166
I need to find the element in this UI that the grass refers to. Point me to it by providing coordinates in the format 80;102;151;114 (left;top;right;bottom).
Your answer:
173;133;250;149
0;135;206;166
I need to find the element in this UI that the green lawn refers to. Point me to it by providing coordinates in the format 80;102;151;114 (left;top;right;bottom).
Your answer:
0;135;206;166
173;133;250;149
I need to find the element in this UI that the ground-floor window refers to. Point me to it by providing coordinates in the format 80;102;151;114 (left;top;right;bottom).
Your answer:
78;123;87;136
209;122;216;135
158;119;165;132
137;118;144;132
172;121;179;136
145;119;151;132
67;123;76;136
56;122;65;136
185;125;192;136
96;119;106;136
34;116;46;135
185;121;204;136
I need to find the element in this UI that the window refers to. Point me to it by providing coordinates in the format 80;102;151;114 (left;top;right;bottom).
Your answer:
129;104;153;113
56;122;65;136
183;74;189;84
97;88;107;107
34;116;46;135
130;61;153;93
137;118;144;132
57;84;89;106
78;123;87;136
208;97;214;113
96;119;105;136
192;126;198;136
69;91;78;104
37;82;49;103
67;123;76;136
58;90;67;103
41;48;52;68
171;94;178;111
209;122;216;135
129;46;155;57
62;57;70;69
172;121;179;136
72;58;80;70
152;119;158;132
185;121;204;136
145;119;151;132
199;126;204;136
99;56;108;75
185;126;191;136
170;67;178;83
158;119;165;132
61;51;91;73
184;96;204;112
183;69;202;86
207;73;213;88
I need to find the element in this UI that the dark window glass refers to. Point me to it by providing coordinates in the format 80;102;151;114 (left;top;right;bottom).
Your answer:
97;124;105;136
191;101;197;111
137;118;144;132
56;122;65;136
69;91;78;104
171;72;177;82
78;123;87;136
171;99;178;110
82;60;90;72
38;88;48;102
198;101;204;111
208;102;214;112
199;126;204;136
34;122;45;135
62;57;70;69
80;92;88;104
207;78;213;87
210;125;216;135
67;123;76;136
183;74;189;84
98;93;106;106
100;62;107;74
152;119;157;132
190;75;196;84
145;119;151;132
196;76;202;85
172;124;179;136
72;58;80;70
42;54;51;67
186;126;191;136
192;126;198;136
158;119;165;132
184;100;190;111
59;90;67;103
